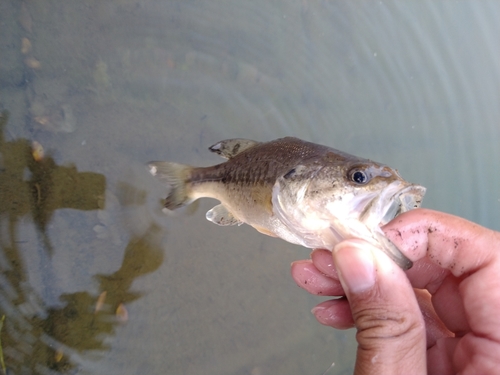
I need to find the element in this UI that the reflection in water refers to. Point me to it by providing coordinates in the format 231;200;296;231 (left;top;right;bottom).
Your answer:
0;111;105;254
42;225;164;369
0;111;164;374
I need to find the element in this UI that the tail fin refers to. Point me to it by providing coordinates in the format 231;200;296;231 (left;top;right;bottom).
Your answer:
148;161;194;210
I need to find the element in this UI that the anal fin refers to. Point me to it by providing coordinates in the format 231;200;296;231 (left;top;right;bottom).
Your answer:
206;204;243;226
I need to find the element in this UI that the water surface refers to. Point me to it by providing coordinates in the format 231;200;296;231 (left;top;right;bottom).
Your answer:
0;1;499;374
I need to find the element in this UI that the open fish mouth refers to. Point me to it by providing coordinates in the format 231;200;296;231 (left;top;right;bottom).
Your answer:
377;183;426;226
355;182;426;270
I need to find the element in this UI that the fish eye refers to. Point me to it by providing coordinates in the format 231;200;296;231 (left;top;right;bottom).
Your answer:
350;169;369;185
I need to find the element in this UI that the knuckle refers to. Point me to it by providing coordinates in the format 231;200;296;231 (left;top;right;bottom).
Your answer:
354;306;423;345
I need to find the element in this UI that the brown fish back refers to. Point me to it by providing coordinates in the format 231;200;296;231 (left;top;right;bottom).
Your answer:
189;137;349;189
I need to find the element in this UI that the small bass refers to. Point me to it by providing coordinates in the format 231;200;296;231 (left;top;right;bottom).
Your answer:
148;137;425;269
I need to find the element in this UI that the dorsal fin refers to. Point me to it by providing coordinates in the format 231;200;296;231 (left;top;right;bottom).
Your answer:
208;138;260;159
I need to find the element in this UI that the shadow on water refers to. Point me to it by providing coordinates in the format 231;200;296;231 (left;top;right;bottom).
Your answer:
0;111;164;374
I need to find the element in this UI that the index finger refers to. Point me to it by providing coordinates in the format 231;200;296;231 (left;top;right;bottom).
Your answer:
383;209;498;276
383;208;500;342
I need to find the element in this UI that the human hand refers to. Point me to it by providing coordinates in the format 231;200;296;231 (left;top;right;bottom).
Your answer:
291;209;500;374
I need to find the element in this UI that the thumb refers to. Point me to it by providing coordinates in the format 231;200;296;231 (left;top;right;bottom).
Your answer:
333;239;426;375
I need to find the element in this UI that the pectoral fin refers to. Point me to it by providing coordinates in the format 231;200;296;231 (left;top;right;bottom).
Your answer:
208;139;260;159
206;204;243;226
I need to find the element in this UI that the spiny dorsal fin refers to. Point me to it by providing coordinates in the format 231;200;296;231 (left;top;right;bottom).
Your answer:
208;138;260;159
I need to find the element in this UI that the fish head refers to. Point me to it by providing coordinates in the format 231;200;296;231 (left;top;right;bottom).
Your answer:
309;160;426;227
272;152;425;268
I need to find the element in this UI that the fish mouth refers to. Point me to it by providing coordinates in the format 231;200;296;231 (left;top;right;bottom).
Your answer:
356;182;425;270
377;183;426;226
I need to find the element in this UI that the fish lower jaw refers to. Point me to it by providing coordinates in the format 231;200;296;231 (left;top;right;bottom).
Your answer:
362;183;426;227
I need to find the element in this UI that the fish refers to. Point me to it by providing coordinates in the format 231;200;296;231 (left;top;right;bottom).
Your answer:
148;137;425;269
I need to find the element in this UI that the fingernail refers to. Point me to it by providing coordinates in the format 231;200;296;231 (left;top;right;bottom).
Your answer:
311;306;330;325
311;306;325;315
333;240;375;293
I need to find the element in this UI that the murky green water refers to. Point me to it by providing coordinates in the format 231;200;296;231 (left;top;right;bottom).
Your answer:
1;1;499;374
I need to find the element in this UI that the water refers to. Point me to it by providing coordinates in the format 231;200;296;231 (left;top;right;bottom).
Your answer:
0;1;499;374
